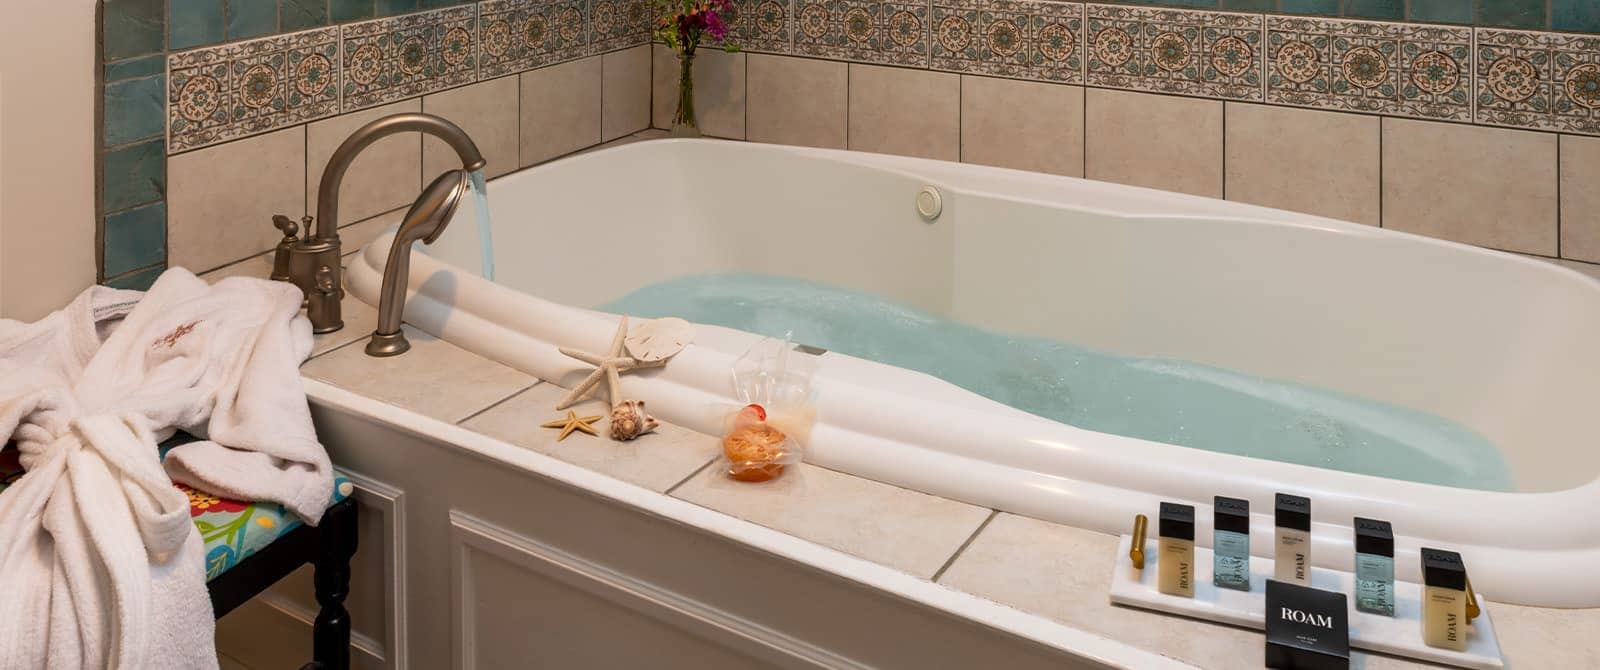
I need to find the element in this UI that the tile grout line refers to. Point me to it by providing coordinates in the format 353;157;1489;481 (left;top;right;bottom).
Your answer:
455;382;541;425
304;115;311;215
663;457;719;496
744;51;750;139
931;509;999;583
305;332;370;362
1377;115;1384;227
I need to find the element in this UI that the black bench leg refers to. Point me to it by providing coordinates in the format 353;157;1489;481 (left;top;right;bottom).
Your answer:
310;497;358;670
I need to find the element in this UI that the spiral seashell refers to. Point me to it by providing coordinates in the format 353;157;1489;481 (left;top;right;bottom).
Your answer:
609;399;659;441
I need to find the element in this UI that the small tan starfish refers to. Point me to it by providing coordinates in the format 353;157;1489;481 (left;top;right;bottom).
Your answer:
541;410;602;441
556;315;666;410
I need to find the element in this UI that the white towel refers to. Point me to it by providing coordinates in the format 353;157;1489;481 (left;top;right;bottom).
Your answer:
0;268;334;669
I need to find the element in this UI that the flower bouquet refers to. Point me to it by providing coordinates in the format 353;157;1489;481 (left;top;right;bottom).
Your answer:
654;0;739;136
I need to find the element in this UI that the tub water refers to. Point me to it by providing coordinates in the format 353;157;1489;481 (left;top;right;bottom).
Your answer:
467;167;494;281
601;272;1512;491
347;139;1600;607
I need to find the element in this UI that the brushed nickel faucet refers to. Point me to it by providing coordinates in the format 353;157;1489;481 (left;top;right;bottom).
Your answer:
272;113;485;337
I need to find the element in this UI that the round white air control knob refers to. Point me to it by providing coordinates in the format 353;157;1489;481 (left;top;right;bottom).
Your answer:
916;186;943;222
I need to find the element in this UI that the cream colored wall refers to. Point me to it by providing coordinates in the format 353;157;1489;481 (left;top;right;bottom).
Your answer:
0;0;97;320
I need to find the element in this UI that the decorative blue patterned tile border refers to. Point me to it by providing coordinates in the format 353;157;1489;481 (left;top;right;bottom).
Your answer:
163;1;636;153
729;0;793;53
1086;4;1264;101
99;0;646;286
592;0;653;52
791;0;931;67
1264;16;1472;121
343;5;480;110
168;26;343;152
1476;28;1600;135
713;0;1600;138
931;0;1085;84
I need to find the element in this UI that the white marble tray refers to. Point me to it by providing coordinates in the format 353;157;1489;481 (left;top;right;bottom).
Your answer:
1108;535;1504;669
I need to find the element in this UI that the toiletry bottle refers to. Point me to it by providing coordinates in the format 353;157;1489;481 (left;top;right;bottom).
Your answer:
1421;548;1469;651
1158;502;1195;598
1353;517;1395;616
1213;496;1250;591
1274;493;1311;585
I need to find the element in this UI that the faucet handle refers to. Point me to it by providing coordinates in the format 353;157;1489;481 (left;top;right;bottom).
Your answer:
272;214;300;241
270;215;301;282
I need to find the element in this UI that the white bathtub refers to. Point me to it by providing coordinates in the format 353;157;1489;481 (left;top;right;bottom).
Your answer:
346;139;1600;608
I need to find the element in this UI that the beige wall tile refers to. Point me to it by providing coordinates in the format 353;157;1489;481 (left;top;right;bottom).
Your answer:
521;56;603;166
651;45;746;139
198;252;275;283
1225;103;1380;225
1559;258;1600;281
960;76;1083;177
1526;254;1600;282
1085;88;1223;198
578;128;670;157
848;64;960;161
672;462;991;579
602;45;652;142
197;206;390;356
746;54;847;149
1561;134;1600;263
306;99;423;229
169;126;306;273
334;206;406;252
461;383;718;492
1383;119;1557;255
422;75;521;179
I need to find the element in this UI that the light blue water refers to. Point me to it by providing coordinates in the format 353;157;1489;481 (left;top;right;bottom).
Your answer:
600;273;1515;491
467;168;495;281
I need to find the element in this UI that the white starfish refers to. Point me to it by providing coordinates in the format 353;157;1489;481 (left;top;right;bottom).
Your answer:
556;316;666;410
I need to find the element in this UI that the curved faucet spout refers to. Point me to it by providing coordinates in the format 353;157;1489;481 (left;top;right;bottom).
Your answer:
315;113;486;242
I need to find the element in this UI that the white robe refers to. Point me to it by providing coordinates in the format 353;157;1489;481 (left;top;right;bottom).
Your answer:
0;269;334;669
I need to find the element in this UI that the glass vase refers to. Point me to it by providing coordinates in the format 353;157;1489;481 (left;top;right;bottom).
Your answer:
671;50;701;138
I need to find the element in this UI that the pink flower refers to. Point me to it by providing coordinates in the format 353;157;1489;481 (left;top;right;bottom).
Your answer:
707;11;727;40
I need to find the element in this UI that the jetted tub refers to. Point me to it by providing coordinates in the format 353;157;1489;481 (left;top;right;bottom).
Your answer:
346;139;1600;608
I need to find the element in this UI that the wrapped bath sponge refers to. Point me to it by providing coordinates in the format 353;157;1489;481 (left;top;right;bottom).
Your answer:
722;405;789;482
721;336;817;482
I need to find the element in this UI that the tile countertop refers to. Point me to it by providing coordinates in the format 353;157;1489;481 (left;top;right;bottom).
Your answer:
288;326;1600;670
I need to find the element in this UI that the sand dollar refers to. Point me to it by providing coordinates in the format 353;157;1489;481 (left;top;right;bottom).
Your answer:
626;317;695;362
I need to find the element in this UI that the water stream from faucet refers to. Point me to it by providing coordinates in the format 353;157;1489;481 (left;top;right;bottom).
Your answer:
467;168;495;281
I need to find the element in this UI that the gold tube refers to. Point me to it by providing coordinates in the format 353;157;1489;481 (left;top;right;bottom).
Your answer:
1465;574;1481;622
1131;514;1148;569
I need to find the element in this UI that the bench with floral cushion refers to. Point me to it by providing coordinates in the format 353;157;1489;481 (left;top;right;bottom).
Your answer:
0;437;358;670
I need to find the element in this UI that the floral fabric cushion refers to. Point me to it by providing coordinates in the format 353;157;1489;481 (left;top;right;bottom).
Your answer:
0;438;352;581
